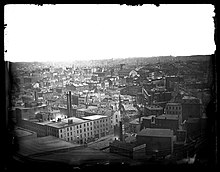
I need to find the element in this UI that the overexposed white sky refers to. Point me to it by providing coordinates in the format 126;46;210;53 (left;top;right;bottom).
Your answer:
4;4;215;62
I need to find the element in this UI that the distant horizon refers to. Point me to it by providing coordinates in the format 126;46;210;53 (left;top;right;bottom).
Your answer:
6;54;212;63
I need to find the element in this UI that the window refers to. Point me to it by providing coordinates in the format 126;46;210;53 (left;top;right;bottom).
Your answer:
67;138;69;141
90;127;92;130
106;119;107;122
67;133;69;136
84;124;86;127
91;132;92;135
77;130;79;134
84;128;86;132
80;125;82;128
80;129;82;133
87;127;89;131
103;124;105;127
61;134;63;138
60;130;62;133
67;128;69;131
87;123;89;126
90;122;92;125
88;133;89;136
77;126;78;129
84;133;86;137
71;132;72;135
94;126;96;129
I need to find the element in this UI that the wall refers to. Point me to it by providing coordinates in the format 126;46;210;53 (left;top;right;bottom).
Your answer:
182;104;201;121
137;135;172;156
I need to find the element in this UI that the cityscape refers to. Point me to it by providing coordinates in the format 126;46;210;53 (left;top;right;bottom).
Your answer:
6;54;216;170
4;4;216;171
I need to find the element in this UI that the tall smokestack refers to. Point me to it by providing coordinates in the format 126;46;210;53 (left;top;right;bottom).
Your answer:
119;121;123;142
66;91;72;117
34;91;38;101
66;92;69;117
68;91;72;117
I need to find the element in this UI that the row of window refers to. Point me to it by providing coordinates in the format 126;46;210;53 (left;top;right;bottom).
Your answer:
166;111;181;115
60;132;93;138
167;106;181;110
94;118;108;123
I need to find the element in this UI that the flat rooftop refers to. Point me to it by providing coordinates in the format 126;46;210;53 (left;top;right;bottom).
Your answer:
166;102;181;106
138;128;174;137
142;115;156;120
145;105;163;110
156;114;179;120
15;127;36;138
46;117;89;128
82;115;108;120
17;136;81;157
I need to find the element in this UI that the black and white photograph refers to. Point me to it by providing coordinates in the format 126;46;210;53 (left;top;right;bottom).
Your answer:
4;4;217;171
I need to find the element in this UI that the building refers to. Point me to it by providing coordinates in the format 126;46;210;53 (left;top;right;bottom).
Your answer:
141;114;179;134
129;118;141;133
144;105;163;117
165;76;184;91
156;114;179;134
184;117;201;139
181;96;201;121
15;104;48;121
82;115;111;139
46;117;93;144
165;102;182;127
137;128;174;157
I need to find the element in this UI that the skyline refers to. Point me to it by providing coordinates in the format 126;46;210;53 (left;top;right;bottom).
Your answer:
4;4;215;62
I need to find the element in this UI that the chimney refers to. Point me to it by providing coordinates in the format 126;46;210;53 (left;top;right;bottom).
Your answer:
119;121;123;141
67;91;72;117
34;90;38;101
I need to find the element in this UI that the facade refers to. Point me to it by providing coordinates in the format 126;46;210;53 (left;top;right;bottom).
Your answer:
165;102;182;126
82;115;111;139
46;117;93;144
144;105;163;117
129;118;141;133
15;105;48;121
141;114;179;134
181;96;201;121
137;128;174;156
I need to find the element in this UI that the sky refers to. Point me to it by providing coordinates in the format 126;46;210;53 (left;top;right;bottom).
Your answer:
4;4;215;62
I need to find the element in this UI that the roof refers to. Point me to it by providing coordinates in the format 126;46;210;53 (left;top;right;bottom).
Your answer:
46;117;89;128
137;128;174;137
15;128;36;138
181;96;201;104
110;140;136;151
156;114;179;120
129;118;140;125
142;115;156;120
186;118;200;123
123;104;137;111
31;147;136;166
166;102;181;106
17;136;81;157
145;105;163;110
82;115;108;120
